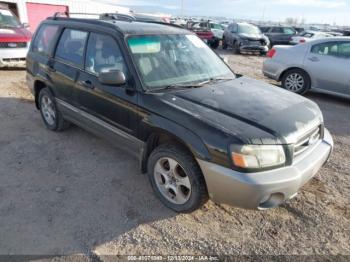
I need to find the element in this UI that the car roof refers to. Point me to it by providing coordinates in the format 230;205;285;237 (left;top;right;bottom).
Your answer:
46;17;189;35
305;36;350;44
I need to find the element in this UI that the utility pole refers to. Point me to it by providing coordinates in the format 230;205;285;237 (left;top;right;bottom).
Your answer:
261;4;266;23
181;0;184;17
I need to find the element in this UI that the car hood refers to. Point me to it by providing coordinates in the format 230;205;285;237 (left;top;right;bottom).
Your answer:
0;27;32;42
159;77;323;145
238;33;264;40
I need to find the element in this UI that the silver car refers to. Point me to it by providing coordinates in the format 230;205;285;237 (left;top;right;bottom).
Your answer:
263;37;350;98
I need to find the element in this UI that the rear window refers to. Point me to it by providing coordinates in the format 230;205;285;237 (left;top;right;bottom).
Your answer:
55;28;88;67
32;24;59;56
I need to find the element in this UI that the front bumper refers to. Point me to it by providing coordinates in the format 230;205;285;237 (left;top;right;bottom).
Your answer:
0;47;28;67
240;44;268;53
197;128;333;210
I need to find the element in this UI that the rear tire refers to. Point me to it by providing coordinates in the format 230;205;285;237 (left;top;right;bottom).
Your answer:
147;143;208;213
210;39;220;49
281;69;311;95
39;88;70;131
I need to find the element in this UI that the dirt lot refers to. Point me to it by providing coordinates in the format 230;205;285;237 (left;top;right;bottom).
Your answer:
0;52;349;259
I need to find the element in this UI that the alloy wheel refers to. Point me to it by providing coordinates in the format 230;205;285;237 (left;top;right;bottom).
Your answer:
41;95;56;126
153;157;192;205
285;73;305;92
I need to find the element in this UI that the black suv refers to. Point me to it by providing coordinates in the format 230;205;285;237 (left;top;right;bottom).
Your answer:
27;14;333;213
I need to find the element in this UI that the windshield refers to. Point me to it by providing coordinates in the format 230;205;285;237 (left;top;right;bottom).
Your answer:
127;34;234;90
0;9;21;28
238;24;261;34
210;23;224;30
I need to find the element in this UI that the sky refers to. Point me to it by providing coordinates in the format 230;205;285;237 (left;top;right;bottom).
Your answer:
98;0;350;26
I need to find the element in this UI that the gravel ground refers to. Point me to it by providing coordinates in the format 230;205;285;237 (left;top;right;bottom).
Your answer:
0;52;349;259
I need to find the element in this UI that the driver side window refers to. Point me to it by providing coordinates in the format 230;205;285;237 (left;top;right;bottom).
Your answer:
85;33;127;76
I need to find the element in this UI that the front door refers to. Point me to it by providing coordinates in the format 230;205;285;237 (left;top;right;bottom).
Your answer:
75;32;140;151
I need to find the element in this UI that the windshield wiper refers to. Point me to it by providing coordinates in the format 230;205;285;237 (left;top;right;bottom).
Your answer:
150;83;203;92
197;77;234;86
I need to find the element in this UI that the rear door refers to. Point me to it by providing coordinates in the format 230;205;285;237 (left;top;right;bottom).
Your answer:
75;32;139;141
27;23;60;78
304;41;350;95
50;28;88;105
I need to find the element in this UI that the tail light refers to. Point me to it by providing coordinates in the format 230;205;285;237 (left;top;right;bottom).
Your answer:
266;48;276;58
299;39;306;43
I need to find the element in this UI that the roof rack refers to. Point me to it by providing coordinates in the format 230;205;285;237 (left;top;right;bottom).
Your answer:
50;11;185;30
52;12;102;19
99;13;136;22
52;12;136;22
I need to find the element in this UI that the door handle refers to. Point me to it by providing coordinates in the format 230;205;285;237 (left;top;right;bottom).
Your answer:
308;57;319;62
80;80;94;89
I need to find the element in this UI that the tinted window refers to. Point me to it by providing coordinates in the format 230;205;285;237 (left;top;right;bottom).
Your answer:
311;42;338;56
337;42;350;58
271;27;283;33
85;33;127;75
32;24;59;55
260;27;270;33
55;29;88;67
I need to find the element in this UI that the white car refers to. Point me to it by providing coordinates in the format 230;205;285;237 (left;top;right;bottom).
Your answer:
290;31;332;45
209;22;225;39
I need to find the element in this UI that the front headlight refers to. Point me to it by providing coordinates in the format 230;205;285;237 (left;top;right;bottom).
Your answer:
231;145;286;169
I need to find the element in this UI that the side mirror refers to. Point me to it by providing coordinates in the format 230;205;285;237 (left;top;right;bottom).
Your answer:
99;70;126;86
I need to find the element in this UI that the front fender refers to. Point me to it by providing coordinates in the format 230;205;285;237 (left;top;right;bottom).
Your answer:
141;113;211;160
139;114;211;173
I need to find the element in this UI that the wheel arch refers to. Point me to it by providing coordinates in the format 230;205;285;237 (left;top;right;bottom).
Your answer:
140;126;210;174
279;67;311;84
33;80;55;109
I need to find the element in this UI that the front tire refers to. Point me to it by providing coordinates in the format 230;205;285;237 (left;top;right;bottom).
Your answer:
147;143;208;213
39;88;70;131
233;41;240;54
222;37;228;49
281;69;311;95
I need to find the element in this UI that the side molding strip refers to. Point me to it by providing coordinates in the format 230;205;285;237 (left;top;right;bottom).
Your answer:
56;98;143;146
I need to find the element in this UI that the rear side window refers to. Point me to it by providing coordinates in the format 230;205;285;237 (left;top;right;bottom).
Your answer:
311;42;339;57
271;27;283;33
55;29;88;67
32;24;59;56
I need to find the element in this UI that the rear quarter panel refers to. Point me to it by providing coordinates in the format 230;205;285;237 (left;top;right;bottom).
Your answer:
266;44;309;80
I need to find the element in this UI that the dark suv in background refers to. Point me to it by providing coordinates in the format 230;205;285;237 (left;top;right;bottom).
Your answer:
259;26;297;47
223;22;269;54
27;14;333;213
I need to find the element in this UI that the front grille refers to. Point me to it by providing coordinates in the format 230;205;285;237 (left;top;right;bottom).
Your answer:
0;42;27;48
294;126;321;157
